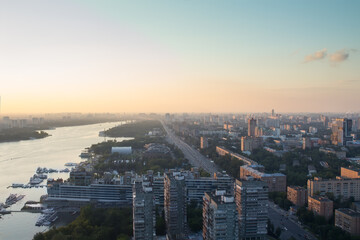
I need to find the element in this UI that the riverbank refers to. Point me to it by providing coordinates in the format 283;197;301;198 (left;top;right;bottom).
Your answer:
0;122;128;240
105;120;163;138
0;119;124;144
0;128;50;143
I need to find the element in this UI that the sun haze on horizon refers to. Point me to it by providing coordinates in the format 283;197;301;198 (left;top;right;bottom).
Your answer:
1;0;359;114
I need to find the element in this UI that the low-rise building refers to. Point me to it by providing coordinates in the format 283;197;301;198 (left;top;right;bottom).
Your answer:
240;165;286;192
111;146;132;155
46;180;132;208
216;146;258;165
319;147;346;159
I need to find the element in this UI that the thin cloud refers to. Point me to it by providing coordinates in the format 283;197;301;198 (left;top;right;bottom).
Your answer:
304;49;327;63
329;49;349;62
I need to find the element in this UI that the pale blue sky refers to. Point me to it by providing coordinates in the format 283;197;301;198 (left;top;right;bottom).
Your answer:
0;0;359;113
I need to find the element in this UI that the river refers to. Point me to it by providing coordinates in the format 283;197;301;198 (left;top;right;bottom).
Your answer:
0;122;129;240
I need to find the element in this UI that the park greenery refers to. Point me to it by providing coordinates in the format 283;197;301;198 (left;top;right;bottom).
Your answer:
0;128;49;143
268;192;293;211
267;220;282;239
105;120;163;138
90;138;189;175
187;201;203;233
249;148;351;187
33;206;133;240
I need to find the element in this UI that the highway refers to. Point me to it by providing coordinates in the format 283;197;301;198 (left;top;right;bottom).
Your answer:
161;121;218;175
161;121;318;240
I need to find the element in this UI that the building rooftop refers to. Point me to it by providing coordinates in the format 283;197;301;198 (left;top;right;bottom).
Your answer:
205;192;235;206
241;165;285;177
336;208;360;217
288;186;306;191
309;195;332;202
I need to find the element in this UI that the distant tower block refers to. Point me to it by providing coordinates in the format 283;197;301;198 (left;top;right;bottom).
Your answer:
248;118;256;137
200;137;209;149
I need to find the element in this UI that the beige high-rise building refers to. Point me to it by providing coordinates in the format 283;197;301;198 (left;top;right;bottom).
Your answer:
287;186;307;207
331;118;353;146
335;208;360;236
308;176;360;201
200;136;209;149
341;167;360;179
308;195;333;220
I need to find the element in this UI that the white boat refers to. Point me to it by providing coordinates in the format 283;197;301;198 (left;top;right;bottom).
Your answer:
5;194;17;204
12;183;24;188
29;176;43;185
36;174;48;179
42;208;55;214
79;150;91;158
65;162;78;167
42;221;51;226
36;167;48;174
0;208;11;214
59;168;70;173
15;194;25;202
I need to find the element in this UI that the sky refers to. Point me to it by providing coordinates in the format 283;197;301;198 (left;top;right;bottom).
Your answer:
0;0;359;114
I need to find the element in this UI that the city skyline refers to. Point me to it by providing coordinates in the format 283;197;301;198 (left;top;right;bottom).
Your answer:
1;1;359;114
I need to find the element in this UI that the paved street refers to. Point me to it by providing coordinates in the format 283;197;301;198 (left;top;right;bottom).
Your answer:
268;204;317;240
161;121;218;174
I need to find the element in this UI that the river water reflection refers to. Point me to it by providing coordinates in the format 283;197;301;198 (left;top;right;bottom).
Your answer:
0;122;128;240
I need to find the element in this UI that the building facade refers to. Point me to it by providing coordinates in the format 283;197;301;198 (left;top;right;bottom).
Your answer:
308;195;333;220
335;208;360;236
164;172;187;240
307;177;360;201
331;118;353;146
341;167;360;179
47;180;132;207
203;191;239;240
287;186;307;207
235;178;268;240
248;118;257;137
241;136;263;152
240;165;287;192
133;181;156;240
200;136;209;149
